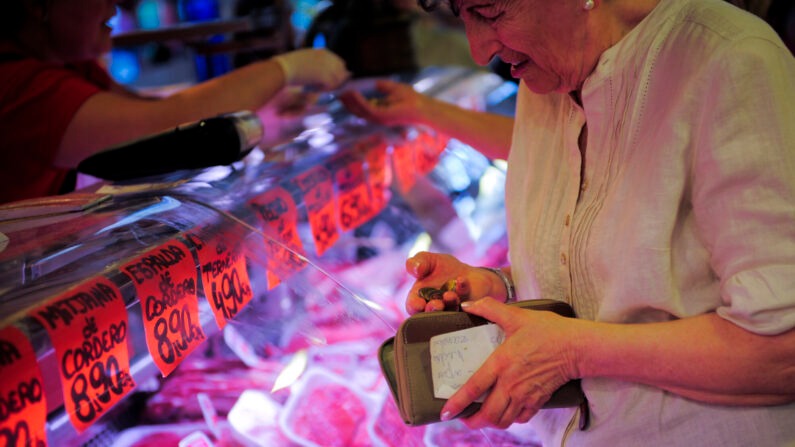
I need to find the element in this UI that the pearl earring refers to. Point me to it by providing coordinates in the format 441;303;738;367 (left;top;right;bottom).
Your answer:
584;0;595;10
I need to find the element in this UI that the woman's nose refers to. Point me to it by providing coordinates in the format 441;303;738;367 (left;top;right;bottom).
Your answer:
463;22;502;66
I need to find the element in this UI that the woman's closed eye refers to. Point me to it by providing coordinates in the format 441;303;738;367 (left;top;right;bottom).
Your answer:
466;4;504;24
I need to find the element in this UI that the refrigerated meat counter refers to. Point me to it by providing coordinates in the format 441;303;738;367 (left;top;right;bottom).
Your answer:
0;66;539;446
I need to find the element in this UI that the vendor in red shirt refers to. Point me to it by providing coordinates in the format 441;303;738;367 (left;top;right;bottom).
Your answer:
0;0;350;204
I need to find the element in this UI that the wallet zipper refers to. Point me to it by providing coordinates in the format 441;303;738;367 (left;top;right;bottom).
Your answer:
561;408;578;446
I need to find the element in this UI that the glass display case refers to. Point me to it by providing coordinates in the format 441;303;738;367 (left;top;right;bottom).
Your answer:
0;67;536;447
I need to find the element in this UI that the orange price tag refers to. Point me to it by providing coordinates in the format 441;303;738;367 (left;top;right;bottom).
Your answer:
392;141;416;194
0;326;48;446
27;277;136;433
365;143;392;214
248;187;307;289
121;240;206;377
415;131;449;175
190;231;254;329
335;157;376;232
291;166;339;256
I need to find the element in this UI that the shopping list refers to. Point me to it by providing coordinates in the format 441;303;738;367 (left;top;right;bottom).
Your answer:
429;323;504;400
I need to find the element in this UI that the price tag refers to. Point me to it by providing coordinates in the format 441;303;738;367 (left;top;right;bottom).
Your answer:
28;277;136;433
415;131;449;175
291;167;339;256
249;187;306;290
392;141;417;194
335;157;375;232
122;240;206;377
188;232;254;330
0;326;48;446
365;143;391;214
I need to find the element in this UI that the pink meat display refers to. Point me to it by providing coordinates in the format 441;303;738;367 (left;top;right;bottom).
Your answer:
144;357;284;423
282;371;372;447
123;432;184;447
425;420;541;447
372;395;426;447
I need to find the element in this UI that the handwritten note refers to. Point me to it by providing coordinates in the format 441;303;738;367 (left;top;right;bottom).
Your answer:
429;324;504;400
122;240;206;377
28;277;136;433
0;326;48;446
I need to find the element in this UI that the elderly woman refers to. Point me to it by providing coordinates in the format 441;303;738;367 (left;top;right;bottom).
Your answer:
0;0;349;204
341;0;795;445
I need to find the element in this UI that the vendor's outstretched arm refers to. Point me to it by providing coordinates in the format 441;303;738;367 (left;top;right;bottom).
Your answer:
57;49;350;167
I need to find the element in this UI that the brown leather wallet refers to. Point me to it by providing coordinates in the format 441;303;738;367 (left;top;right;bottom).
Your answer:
378;299;589;427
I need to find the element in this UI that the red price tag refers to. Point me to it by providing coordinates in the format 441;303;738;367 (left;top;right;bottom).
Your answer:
336;158;375;232
415;130;449;175
191;231;254;329
365;143;391;214
121;240;206;377
27;277;136;433
392;141;416;194
292;166;339;256
0;326;48;446
249;187;307;290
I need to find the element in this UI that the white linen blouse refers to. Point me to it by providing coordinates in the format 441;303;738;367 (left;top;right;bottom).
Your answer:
505;0;795;445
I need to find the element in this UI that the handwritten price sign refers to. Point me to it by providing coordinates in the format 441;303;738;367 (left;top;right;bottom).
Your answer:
0;326;47;446
415;131;449;175
291;166;338;256
122;240;206;377
189;232;254;329
335;157;375;232
249;187;307;290
392;141;417;194
28;277;136;433
365;142;391;214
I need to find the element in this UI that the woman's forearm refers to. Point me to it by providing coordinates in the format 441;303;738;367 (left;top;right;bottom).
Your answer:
574;312;795;405
416;95;514;160
57;59;288;166
166;59;286;118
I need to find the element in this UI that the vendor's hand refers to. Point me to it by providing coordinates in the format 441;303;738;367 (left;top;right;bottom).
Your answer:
404;251;508;314
440;298;579;429
273;48;350;90
339;80;430;127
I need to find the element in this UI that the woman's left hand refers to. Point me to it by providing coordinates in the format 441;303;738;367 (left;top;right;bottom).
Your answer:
404;251;508;314
440;297;581;429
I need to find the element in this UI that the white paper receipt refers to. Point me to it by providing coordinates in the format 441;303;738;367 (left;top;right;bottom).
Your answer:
429;323;505;400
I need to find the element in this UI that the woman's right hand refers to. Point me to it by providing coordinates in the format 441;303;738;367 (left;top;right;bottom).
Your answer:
404;251;507;315
339;80;430;127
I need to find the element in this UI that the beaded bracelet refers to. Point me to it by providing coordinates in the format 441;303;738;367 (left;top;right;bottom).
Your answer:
479;266;516;303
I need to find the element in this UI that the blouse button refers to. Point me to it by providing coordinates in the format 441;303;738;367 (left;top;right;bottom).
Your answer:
565;214;571;226
560;253;568;265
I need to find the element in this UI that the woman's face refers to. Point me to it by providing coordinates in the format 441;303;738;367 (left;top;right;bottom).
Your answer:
45;0;119;61
457;0;592;94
